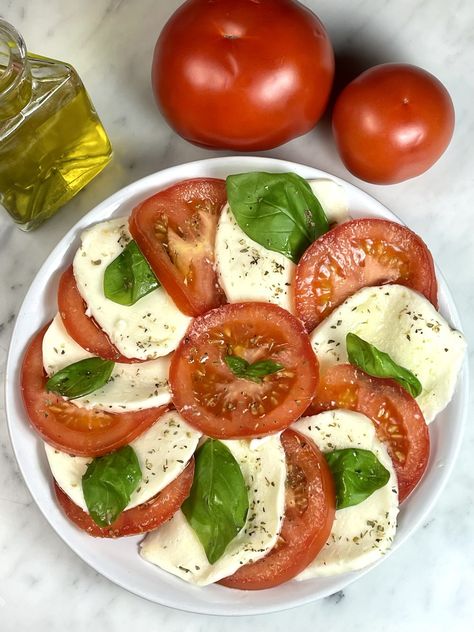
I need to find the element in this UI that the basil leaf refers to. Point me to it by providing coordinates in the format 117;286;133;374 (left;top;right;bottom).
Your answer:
46;357;114;399
103;239;159;306
182;439;249;564
224;355;250;377
325;448;390;510
346;332;422;398
82;445;142;527
226;172;329;263
224;355;283;383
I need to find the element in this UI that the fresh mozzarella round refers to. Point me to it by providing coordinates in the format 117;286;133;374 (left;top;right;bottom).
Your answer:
309;178;349;225
215;179;349;310
45;410;201;512
311;284;466;423
42;314;171;413
73;218;191;360
293;410;398;578
140;435;286;586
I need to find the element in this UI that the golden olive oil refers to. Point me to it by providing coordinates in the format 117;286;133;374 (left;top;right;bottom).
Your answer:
0;22;112;230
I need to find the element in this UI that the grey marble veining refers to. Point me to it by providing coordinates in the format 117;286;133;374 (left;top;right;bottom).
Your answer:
0;0;473;630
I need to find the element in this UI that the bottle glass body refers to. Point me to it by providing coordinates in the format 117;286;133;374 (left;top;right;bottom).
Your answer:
0;20;112;230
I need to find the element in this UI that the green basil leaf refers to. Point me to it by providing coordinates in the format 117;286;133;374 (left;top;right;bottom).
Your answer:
224;355;250;377
325;448;391;510
46;357;114;399
182;439;249;564
82;445;142;527
346;332;422;397
226;172;329;263
224;355;283;383
103;239;159;306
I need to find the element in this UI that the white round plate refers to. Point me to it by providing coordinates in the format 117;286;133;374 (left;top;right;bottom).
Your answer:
5;156;468;615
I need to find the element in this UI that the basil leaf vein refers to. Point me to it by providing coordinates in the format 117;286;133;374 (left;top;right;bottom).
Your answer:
325;448;391;510
226;172;329;263
82;445;142;527
346;332;422;397
182;439;249;564
224;354;283;383
103;239;159;306
46;357;114;399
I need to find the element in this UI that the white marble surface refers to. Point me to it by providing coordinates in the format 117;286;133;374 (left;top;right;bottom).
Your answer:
0;0;473;629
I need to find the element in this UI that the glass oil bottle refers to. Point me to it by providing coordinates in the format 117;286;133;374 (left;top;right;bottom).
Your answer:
0;19;112;230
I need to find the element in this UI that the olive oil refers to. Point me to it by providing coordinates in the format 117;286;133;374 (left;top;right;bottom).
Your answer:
0;21;112;230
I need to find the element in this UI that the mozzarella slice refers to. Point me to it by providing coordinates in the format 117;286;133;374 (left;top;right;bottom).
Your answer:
140;435;286;586
72;218;191;360
215;202;295;311
293;410;399;578
310;285;466;423
309;178;349;225
45;410;201;512
42;314;171;413
215;179;349;311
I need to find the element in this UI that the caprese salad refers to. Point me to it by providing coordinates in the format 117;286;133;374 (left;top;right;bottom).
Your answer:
20;170;466;590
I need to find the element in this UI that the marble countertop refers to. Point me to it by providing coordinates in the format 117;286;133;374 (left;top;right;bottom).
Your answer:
1;0;473;630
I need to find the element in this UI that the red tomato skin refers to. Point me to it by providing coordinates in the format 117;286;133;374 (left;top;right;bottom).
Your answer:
152;0;334;150
54;459;194;537
169;302;319;439
332;63;455;184
129;178;227;317
21;326;167;457
58;266;136;363
295;218;438;332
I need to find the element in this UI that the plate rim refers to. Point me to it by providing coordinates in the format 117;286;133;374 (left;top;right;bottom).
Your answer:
5;155;469;616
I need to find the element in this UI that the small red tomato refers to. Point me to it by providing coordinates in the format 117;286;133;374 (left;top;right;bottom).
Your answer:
332;63;455;184
152;0;334;151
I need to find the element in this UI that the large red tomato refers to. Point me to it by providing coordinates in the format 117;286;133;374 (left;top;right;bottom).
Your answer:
152;0;334;150
332;63;455;184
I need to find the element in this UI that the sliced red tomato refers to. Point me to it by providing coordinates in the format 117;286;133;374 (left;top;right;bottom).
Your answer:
220;429;335;589
21;326;166;457
58;266;135;363
129;178;227;316
54;459;194;537
295;218;438;332
169;302;319;439
309;364;430;501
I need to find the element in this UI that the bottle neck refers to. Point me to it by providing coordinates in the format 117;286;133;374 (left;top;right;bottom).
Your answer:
0;19;32;121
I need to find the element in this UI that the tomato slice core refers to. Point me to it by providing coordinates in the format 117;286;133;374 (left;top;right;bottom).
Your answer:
129;178;227;316
21;326;166;456
309;364;430;501
219;429;335;589
169;302;319;438
295;218;438;331
54;458;194;537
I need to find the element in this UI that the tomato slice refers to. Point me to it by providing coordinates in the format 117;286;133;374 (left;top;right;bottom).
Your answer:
54;459;194;537
309;364;430;501
58;266;135;363
220;429;335;589
295;218;438;331
129;178;227;316
21;326;166;457
169;302;319;439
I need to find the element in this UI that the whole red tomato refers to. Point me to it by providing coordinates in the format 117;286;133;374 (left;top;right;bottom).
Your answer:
152;0;334;151
332;63;455;184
